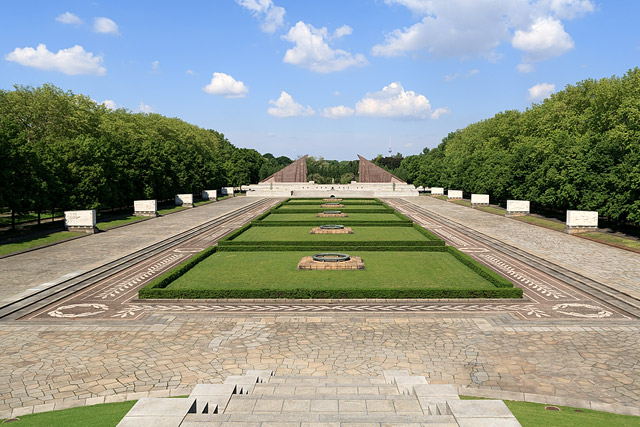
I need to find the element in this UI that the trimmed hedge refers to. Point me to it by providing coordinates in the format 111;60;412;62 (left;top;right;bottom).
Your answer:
273;208;393;214
251;221;414;227
445;246;514;289
217;245;447;251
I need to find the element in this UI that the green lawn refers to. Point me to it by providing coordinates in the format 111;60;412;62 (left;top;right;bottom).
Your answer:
261;213;404;222
477;205;507;215
0;211;64;227
285;198;377;204
450;199;471;207
157;205;188;215
0;400;136;427
231;226;430;242
95;215;146;231
0;231;83;256
276;204;387;211
167;251;497;292
580;232;640;250
514;215;567;231
461;396;640;427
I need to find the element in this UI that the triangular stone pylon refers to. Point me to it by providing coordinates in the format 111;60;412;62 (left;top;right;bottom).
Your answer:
260;155;308;183
357;155;405;183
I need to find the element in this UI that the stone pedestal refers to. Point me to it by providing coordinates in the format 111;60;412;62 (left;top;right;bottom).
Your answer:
221;187;234;197
506;200;530;217
202;190;217;201
310;226;353;234
133;200;158;217
447;190;463;200
175;194;194;207
297;256;365;270
317;212;348;217
471;194;489;207
64;210;97;234
430;187;444;196
565;210;598;234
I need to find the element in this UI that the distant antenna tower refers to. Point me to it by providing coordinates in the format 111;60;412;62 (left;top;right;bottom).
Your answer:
388;137;392;155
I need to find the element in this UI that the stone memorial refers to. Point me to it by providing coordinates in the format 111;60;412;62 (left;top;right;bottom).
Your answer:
471;194;490;206
64;210;97;234
133;200;157;217
448;190;463;200
202;189;217;201
431;187;444;196
565;210;598;234
175;194;194;207
506;200;530;217
221;187;234;197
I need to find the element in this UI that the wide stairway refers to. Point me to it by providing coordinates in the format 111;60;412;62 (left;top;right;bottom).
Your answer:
118;370;521;426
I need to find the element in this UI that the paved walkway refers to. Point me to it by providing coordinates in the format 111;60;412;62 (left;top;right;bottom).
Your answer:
0;197;262;302
405;196;640;300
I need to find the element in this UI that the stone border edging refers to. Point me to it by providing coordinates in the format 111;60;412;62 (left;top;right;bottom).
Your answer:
4;383;638;420
458;386;640;417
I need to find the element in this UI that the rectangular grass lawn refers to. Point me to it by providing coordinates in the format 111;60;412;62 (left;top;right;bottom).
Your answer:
158;251;513;298
231;226;430;242
285;199;378;204
261;213;404;222
276;204;388;211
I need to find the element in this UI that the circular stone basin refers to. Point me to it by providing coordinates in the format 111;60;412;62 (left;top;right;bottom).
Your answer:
320;224;345;230
323;210;342;214
312;253;351;262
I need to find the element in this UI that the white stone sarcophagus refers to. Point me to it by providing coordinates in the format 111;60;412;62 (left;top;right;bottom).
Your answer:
202;190;217;201
447;190;463;200
506;200;530;217
175;194;194;207
471;194;489;206
64;210;97;234
565;210;598;234
134;200;158;217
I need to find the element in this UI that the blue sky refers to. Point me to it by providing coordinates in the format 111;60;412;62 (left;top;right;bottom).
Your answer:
2;1;639;160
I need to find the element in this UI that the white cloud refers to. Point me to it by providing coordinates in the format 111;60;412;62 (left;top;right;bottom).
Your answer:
101;99;117;110
512;17;574;62
332;25;353;39
376;0;592;64
355;82;447;120
468;69;479;76
445;68;479;82
548;0;595;20
203;72;249;98
151;60;159;71
137;102;154;113
186;69;195;75
282;22;367;73
430;107;451;119
267;91;314;117
93;17;119;34
56;12;82;25
321;105;355;119
5;44;106;76
517;63;535;73
236;0;285;33
527;82;555;101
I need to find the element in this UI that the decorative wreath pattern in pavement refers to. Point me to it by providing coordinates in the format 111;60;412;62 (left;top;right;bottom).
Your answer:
20;197;634;322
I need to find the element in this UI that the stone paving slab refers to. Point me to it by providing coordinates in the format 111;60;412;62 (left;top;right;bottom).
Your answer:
404;197;640;300
0;197;263;302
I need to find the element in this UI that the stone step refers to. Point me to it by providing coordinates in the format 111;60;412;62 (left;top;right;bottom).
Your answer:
252;383;403;396
267;375;388;385
182;412;458;425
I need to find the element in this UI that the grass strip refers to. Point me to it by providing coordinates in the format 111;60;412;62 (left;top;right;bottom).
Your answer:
460;396;640;427
477;205;507;215
96;215;146;231
0;400;136;427
580;232;640;251
0;231;84;256
513;215;566;231
450;199;471;207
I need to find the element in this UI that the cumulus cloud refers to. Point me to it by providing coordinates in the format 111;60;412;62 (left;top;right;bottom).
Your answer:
93;17;119;34
203;72;249;98
375;0;591;64
267;91;314;117
137;102;154;113
282;21;367;73
56;12;82;25
321;105;355;119
527;82;556;101
101;99;117;110
512;17;574;62
236;0;285;33
186;69;195;75
151;60;159;71
355;82;448;120
5;44;106;75
517;63;535;73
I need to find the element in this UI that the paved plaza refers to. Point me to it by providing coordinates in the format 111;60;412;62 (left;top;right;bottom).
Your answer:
1;197;639;420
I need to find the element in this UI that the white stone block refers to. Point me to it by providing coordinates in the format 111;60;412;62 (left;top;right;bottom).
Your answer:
134;200;157;213
566;210;598;228
507;200;530;213
64;210;96;227
471;194;489;205
175;194;193;206
431;187;444;195
221;187;234;196
201;190;217;200
448;190;463;199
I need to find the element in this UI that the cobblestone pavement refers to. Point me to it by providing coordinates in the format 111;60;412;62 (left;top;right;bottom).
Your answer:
405;196;640;300
1;197;640;419
0;197;263;302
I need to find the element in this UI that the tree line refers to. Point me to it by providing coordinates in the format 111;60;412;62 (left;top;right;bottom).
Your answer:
0;84;273;227
401;68;640;226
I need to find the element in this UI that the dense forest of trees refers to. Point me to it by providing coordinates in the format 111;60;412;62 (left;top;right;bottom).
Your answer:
401;68;640;225
0;84;271;224
306;157;359;184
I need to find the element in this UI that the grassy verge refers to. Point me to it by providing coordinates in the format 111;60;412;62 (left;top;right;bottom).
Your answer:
580;232;640;251
513;215;566;231
96;215;146;231
0;231;84;256
0;211;64;227
477;205;506;215
261;213;405;222
157;205;188;215
0;400;136;427
450;199;471;207
435;195;448;200
460;396;639;427
229;226;431;242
